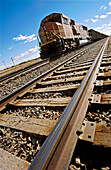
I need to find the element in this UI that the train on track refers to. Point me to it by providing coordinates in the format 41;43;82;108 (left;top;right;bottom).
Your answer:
38;13;107;59
88;29;107;42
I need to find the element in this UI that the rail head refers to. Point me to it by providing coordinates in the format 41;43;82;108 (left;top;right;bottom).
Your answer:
28;38;109;170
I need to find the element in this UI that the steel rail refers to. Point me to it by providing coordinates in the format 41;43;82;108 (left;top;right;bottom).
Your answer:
0;59;48;83
0;39;105;84
28;38;109;170
0;41;101;111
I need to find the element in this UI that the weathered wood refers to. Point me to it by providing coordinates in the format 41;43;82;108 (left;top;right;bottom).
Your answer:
61;61;92;70
41;76;84;86
64;59;94;67
104;71;111;77
94;124;111;148
31;83;80;93
0;148;30;170
90;94;111;104
100;66;111;71
102;59;111;62
10;97;71;107
0;114;56;136
55;65;91;75
101;60;111;66
46;70;87;80
94;80;111;86
98;71;111;77
103;80;111;85
103;54;111;58
101;94;111;104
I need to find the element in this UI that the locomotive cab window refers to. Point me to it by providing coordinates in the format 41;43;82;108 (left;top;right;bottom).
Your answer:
70;19;75;26
82;25;87;30
48;15;61;23
62;17;69;24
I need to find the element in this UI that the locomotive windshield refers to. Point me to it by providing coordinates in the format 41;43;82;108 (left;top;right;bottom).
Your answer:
48;15;61;23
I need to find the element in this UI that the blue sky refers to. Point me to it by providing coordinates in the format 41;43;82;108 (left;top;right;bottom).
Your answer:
0;0;111;70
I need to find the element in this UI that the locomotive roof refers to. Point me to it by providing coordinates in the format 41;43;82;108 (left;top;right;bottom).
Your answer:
41;13;69;24
40;12;88;31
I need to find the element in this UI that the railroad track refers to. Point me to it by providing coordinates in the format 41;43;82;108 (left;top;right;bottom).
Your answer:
0;59;49;98
0;40;106;99
0;37;111;169
0;59;48;83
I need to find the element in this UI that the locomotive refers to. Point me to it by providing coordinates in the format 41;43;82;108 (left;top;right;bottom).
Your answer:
38;13;106;59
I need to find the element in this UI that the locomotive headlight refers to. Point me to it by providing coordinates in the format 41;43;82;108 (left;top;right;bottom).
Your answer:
43;25;47;31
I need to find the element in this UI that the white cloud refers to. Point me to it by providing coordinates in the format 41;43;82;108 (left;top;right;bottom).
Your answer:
100;15;107;19
13;34;36;43
8;46;13;50
102;24;107;27
103;27;111;31
13;34;27;41
22;51;40;62
109;2;111;6
108;22;111;26
107;12;111;15
91;19;98;23
102;29;111;35
95;26;104;30
100;5;104;10
0;46;40;71
95;22;111;35
95;15;99;18
84;19;89;22
24;34;37;43
100;5;107;10
15;46;39;60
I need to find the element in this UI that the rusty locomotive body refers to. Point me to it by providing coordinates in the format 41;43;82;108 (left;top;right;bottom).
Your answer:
38;13;106;59
38;13;90;59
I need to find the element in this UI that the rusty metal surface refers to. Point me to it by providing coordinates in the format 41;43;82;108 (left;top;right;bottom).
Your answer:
28;38;109;170
90;94;101;103
94;80;103;86
79;120;96;143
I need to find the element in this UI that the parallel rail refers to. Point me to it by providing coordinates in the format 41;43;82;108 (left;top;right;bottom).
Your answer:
0;59;48;83
0;38;110;169
29;38;109;169
0;42;99;111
